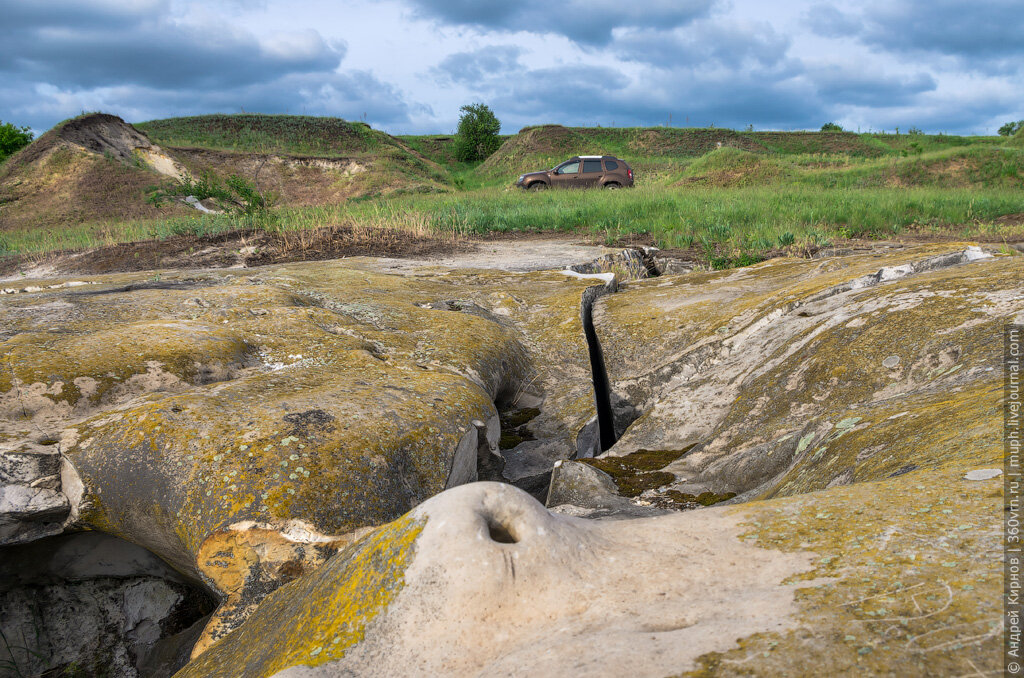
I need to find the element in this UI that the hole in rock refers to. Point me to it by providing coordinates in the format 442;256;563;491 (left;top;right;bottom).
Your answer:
0;531;216;678
486;516;519;544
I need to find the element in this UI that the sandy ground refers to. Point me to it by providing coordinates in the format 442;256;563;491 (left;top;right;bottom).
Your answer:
362;239;615;273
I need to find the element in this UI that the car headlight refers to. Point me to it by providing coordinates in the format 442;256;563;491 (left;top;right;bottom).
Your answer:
518;175;525;182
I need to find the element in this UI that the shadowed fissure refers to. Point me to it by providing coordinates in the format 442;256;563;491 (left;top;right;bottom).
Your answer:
581;282;618;454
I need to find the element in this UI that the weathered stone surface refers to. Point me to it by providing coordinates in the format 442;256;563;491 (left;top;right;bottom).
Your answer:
546;458;617;505
1;242;1012;675
177;461;1003;677
594;244;1015;505
0;484;69;520
0;446;62;484
178;483;813;677
0;259;604;647
0;443;78;544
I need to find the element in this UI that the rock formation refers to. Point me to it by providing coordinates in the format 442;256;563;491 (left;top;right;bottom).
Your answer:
0;242;1014;675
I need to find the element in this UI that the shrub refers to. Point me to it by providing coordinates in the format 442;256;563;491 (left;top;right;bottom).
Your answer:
820;122;844;132
999;120;1024;137
0;121;33;162
148;171;275;216
454;103;501;163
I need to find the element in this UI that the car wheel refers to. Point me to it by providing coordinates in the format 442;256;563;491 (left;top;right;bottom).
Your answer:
528;182;547;191
604;182;621;190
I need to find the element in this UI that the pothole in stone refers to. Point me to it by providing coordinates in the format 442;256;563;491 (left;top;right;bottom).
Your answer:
0;532;216;678
486;516;519;544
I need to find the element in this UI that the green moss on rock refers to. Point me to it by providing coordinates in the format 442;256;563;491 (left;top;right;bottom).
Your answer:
582;446;695;497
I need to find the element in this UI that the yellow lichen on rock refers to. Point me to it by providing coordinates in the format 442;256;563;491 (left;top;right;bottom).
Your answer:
192;521;373;657
679;464;1002;676
593;244;1015;505
177;514;424;677
1;257;607;645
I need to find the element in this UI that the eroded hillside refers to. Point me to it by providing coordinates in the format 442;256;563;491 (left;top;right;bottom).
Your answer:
0;114;450;235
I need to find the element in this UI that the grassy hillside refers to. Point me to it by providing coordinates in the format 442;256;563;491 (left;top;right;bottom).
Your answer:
138;114;452;202
0;113;458;244
471;125;1004;184
136;114;390;156
0;113;191;235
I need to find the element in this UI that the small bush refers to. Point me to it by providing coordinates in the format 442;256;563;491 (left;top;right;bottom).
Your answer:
0;121;33;162
820;122;844;132
148;171;275;217
454;103;502;163
999;120;1024;137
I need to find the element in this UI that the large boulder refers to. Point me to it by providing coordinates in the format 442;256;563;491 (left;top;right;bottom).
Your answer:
177;459;1001;676
178;482;814;677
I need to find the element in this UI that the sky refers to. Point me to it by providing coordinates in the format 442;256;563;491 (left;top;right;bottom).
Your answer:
1;0;1020;136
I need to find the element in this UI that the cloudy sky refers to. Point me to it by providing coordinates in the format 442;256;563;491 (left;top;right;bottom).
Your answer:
1;0;1020;136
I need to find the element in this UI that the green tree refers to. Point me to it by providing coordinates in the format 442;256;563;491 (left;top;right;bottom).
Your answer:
998;120;1024;137
0;121;33;161
820;122;844;132
454;103;501;162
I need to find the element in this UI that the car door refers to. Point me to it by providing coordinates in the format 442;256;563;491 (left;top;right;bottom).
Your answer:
550;159;580;188
579;158;604;188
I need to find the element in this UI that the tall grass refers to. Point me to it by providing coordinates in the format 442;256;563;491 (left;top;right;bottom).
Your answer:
5;185;1018;260
357;185;1024;248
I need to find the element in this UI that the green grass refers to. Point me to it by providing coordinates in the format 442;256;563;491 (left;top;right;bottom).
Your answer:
136;114;391;157
6;185;1019;263
355;185;1024;247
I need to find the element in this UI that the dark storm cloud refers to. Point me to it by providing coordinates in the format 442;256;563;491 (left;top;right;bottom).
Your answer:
0;67;412;133
861;0;1023;59
431;19;819;131
643;69;823;130
132;70;413;124
806;1;1024;70
405;0;715;45
489;65;631;117
443;49;822;131
612;21;791;69
1;0;168;31
0;0;413;131
803;4;863;38
807;66;936;107
0;8;342;88
432;46;523;86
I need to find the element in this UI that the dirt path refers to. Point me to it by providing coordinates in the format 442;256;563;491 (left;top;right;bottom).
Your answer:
0;227;615;280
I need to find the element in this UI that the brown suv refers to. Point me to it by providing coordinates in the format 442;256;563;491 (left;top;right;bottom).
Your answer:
515;155;634;190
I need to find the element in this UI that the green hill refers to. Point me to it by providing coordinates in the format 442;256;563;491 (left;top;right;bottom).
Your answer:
136;114;390;156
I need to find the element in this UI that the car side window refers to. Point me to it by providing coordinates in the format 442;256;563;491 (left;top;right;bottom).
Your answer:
556;161;580;175
582;159;603;173
605;160;618;171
